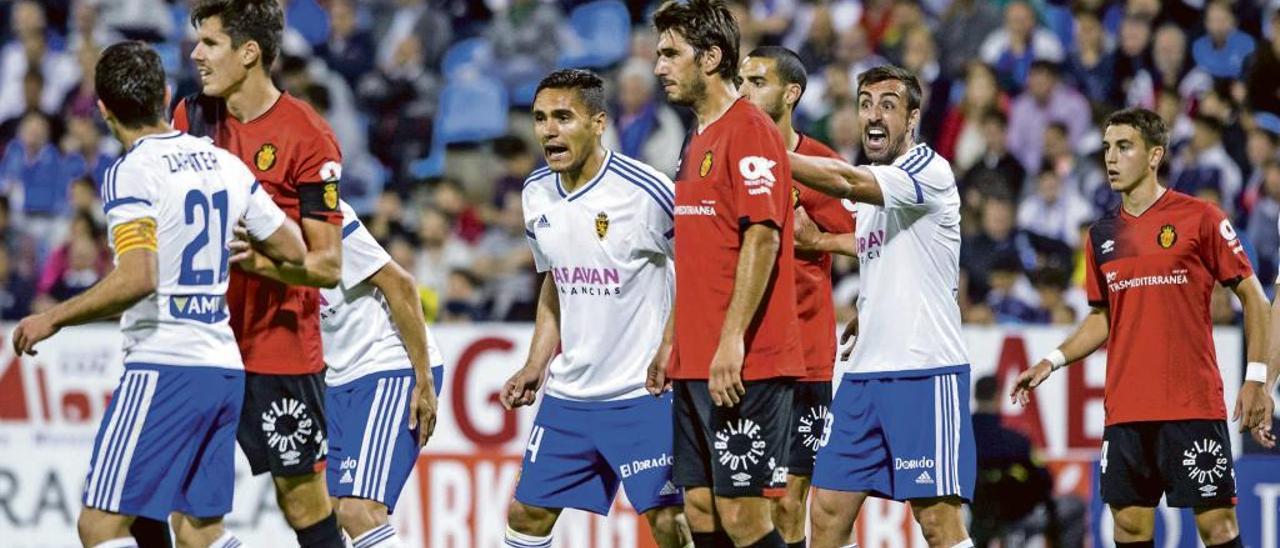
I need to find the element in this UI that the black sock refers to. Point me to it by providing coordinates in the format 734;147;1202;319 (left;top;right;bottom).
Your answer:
692;531;738;548
786;539;806;548
746;529;787;548
1115;542;1155;548
1207;536;1243;548
295;511;344;548
130;518;173;548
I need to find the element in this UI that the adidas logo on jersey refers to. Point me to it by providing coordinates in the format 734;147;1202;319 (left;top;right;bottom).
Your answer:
537;215;550;228
658;481;679;497
915;471;934;485
341;470;354;484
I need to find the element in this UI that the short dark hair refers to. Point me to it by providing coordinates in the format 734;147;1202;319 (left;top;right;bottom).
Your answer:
653;0;741;83
1105;107;1169;150
96;41;167;129
533;69;607;115
747;46;807;101
857;65;923;111
974;375;999;402
191;0;284;72
1029;59;1060;77
981;107;1008;128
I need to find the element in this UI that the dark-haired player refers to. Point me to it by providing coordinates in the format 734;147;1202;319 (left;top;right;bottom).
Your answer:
652;1;803;546
739;46;856;548
172;1;347;546
500;69;690;548
1013;108;1277;548
13;41;306;548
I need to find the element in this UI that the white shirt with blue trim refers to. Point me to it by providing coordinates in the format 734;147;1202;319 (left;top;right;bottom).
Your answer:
847;143;969;376
522;150;675;401
320;200;445;386
103;131;286;369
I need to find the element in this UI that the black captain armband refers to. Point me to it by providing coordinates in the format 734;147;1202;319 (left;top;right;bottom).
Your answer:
298;181;342;222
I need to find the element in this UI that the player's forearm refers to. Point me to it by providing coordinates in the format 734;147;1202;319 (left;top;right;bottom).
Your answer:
787;152;883;205
47;251;156;328
524;274;561;372
292;219;342;287
1235;276;1270;366
372;262;432;380
805;232;856;257
240;249;340;287
1265;292;1280;392
1056;307;1110;364
720;223;779;342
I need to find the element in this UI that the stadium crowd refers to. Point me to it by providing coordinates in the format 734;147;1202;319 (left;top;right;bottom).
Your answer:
1;0;1279;327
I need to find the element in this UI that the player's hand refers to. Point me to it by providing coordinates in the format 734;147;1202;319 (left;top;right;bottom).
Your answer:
1233;381;1275;434
1251;420;1277;449
12;313;58;356
228;224;258;267
839;310;859;361
1011;360;1053;406
793;206;821;252
708;339;746;407
501;365;543;410
408;374;438;447
646;347;672;396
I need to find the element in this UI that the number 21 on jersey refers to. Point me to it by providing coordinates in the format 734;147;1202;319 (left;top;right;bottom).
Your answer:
180;189;230;286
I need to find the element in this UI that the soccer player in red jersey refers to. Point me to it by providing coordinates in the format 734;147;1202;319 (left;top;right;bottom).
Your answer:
739;46;855;548
1012;108;1278;548
649;1;803;546
172;1;346;546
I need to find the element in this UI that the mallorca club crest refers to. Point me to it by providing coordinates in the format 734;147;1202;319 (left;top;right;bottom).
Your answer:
792;186;801;207
699;151;713;177
1158;224;1177;249
595;211;609;239
254;143;278;171
323;183;339;210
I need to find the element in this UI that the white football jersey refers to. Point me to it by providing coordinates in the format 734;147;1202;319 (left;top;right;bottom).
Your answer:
523;151;675;401
846;143;969;375
320;201;445;386
104;131;285;369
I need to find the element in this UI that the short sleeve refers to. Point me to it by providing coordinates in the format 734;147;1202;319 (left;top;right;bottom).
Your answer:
635;165;675;258
293;122;344;225
864;147;950;212
1083;232;1108;306
426;326;445;367
240;158;287;241
728;119;789;228
103;159;158;232
521;191;552;273
1200;207;1252;285
338;204;392;289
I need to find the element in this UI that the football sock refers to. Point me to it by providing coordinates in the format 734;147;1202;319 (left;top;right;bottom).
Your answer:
91;538;138;548
129;518;172;548
505;526;552;548
691;531;735;548
296;511;344;548
1115;541;1155;548
745;529;787;547
208;532;244;548
1207;536;1243;548
787;540;806;548
949;540;974;548
352;524;403;548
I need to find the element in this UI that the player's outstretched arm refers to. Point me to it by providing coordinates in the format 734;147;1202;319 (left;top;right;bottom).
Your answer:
502;273;560;409
1011;306;1110;406
13;245;157;355
787;151;885;206
794;206;856;256
1232;275;1275;445
232;218;342;287
709;222;780;407
369;259;438;446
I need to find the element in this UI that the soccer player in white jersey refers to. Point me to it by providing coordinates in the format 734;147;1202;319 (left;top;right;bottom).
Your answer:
11;41;306;548
786;65;976;548
499;69;691;548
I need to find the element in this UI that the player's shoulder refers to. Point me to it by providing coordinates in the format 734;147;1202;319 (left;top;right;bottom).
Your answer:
895;143;953;185
521;164;559;206
1165;189;1227;221
605;151;675;214
727;99;782;136
275;93;337;137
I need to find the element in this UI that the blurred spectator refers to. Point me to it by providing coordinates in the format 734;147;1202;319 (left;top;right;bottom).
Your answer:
415;206;475;297
936;0;1002;79
364;190;413;243
825;101;863;164
961;109;1027;200
740;0;796;47
34;211;110;311
61;45;100;119
433;178;486;243
96;0;172;42
832;24;887;92
1112;14;1154;104
1;113;69;223
969;375;1055;548
1031;266;1077;325
1065;8;1118;108
0;5;79;123
1241;124;1279;213
603;58;684;178
859;0;894;51
1245;160;1280;286
899;27;950;145
489;135;540;208
1244;14;1280;115
375;0;451;73
790;3;838;73
1018;167;1092;248
0;69;66;147
66;176;99;220
59;115;116;190
485;0;568;87
938;62;1007;172
1128;24;1210;110
878;0;928;66
358;36;438;185
441;268;487;323
1191;0;1256;80
1007;61;1091;175
65;0;118;53
963;197;1037;301
980;1;1066;93
316;0;375;89
985;251;1044;324
472;190;535;320
1041;121;1109;220
0;195;37;279
0;244;33;320
1170;114;1243;215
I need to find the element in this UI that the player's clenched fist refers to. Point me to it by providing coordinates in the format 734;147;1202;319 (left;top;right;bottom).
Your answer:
1010;360;1053;406
502;365;544;410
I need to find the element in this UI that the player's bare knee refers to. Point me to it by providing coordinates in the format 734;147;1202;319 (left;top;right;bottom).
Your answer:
1194;507;1239;544
1112;507;1156;539
716;497;771;539
506;500;558;536
77;508;131;545
644;506;682;536
335;498;385;536
274;473;333;527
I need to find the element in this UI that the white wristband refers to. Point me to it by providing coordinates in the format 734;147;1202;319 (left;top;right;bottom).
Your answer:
1045;349;1067;371
1246;362;1268;384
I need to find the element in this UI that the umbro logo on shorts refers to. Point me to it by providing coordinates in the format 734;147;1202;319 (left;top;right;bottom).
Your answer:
730;472;752;486
915;471;934;485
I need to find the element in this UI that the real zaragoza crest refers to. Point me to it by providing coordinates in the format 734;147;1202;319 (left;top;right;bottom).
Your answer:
595;212;609;239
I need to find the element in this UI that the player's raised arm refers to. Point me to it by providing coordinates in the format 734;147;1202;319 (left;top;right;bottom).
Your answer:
788;152;884;205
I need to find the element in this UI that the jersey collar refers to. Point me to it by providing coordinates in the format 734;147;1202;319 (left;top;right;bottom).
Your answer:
130;130;182;152
557;149;613;202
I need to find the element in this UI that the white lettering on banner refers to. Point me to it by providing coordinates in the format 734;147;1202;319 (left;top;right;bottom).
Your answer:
1256;484;1280;548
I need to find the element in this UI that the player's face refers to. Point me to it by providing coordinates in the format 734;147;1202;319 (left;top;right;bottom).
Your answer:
190;16;249;97
532;88;605;174
738;56;793;124
654;30;706;107
1102;124;1163;193
857;79;918;164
